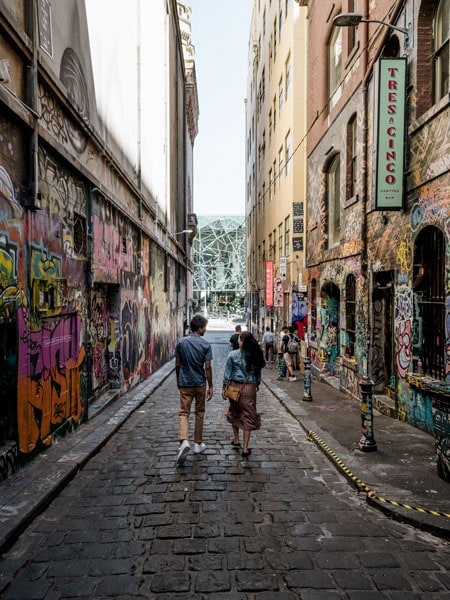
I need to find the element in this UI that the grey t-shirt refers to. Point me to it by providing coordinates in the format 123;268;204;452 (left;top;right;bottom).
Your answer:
175;333;212;387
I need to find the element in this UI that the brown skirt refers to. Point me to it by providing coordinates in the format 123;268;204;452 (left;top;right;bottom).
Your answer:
226;381;261;431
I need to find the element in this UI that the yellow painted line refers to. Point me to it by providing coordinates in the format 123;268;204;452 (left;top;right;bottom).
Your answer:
307;429;450;521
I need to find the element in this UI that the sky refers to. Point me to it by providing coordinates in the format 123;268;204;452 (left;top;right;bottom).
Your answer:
188;0;253;217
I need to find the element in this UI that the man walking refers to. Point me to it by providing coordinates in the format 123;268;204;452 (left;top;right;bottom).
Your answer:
229;324;242;350
175;314;213;465
282;325;299;382
262;326;275;363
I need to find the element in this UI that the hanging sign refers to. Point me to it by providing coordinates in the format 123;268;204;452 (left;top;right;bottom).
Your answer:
265;261;274;307
274;276;283;307
375;57;406;210
279;256;286;279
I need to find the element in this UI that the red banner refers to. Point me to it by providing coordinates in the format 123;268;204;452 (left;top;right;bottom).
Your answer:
265;261;274;307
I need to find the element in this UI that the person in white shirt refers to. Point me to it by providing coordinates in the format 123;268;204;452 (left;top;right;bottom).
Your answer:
261;327;275;363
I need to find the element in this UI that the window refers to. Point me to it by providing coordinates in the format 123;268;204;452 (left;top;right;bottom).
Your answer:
284;216;290;257
279;0;283;36
278;223;283;255
286;0;291;13
269;109;272;144
285;131;291;176
345;274;356;357
273;228;277;262
327;154;341;247
279;77;284;114
434;0;449;103
346;115;357;199
278;147;284;185
329;26;342;97
273;96;277;131
269;233;273;259
273;17;277;61
260;67;266;104
347;0;358;53
417;0;449;116
269;168;273;201
413;226;445;380
285;54;291;100
273;159;277;193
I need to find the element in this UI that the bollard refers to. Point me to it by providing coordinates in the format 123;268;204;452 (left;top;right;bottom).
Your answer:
359;376;377;452
302;356;313;402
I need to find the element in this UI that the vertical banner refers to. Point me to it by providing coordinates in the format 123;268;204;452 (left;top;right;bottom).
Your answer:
375;57;406;210
265;260;274;307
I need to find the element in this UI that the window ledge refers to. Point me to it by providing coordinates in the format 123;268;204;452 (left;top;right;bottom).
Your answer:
345;193;359;209
407;373;450;400
410;93;450;134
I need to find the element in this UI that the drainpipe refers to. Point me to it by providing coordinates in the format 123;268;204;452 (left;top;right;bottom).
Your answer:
26;0;39;204
83;187;96;422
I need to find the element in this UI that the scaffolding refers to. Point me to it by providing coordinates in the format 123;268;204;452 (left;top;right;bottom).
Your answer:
192;216;246;318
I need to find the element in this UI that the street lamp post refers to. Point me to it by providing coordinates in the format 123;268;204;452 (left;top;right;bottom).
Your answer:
332;12;410;48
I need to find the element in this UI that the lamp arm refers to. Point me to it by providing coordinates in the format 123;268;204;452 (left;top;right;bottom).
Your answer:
361;18;408;35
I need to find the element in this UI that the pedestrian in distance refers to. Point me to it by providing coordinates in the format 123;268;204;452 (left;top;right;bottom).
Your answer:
282;325;299;381
261;326;275;363
222;330;266;458
277;325;289;380
175;314;213;466
229;324;242;350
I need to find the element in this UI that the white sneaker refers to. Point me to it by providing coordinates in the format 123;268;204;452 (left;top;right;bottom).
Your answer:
194;442;206;454
177;440;190;465
288;376;297;382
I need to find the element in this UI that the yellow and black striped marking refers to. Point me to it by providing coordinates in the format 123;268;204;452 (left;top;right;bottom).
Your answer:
307;429;450;521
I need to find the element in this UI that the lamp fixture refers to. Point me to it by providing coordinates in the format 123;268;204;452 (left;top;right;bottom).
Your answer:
333;12;410;47
174;229;194;235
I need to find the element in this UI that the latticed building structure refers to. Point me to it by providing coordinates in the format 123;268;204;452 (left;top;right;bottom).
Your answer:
193;216;245;318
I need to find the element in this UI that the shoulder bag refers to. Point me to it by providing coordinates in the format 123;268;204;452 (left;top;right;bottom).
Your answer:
224;372;251;402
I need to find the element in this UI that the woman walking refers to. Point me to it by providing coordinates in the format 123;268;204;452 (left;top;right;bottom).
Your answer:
222;330;266;457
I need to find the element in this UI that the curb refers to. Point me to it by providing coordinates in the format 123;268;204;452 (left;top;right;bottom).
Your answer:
0;362;175;555
262;377;450;540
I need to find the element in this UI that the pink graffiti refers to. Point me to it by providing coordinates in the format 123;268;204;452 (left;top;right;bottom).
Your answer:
396;319;412;378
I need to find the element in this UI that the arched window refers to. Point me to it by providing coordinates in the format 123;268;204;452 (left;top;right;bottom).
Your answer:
345;274;356;357
329;26;342;98
346;115;357;200
417;0;449;116
434;0;450;103
413;226;445;379
327;155;341;247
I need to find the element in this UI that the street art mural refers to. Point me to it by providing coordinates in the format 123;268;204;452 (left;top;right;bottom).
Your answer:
292;292;308;340
16;308;84;454
394;286;413;380
319;290;339;375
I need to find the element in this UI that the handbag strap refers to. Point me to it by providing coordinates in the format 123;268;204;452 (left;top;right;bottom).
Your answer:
242;370;252;385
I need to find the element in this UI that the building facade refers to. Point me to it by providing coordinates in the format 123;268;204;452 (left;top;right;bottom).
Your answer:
0;0;198;471
245;0;308;339
305;0;450;468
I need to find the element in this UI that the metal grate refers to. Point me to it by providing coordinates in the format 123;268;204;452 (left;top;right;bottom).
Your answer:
414;226;445;380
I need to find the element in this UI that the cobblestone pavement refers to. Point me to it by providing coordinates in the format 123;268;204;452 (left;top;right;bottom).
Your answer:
1;337;450;599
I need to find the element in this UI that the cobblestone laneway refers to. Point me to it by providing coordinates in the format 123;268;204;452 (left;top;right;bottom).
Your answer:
1;337;450;599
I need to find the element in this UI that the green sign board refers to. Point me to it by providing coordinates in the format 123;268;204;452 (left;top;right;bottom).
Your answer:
375;58;406;210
